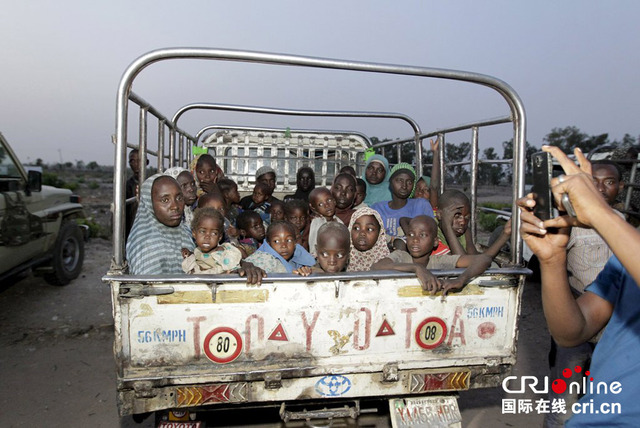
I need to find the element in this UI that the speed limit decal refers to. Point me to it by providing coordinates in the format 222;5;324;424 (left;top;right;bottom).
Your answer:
415;317;447;350
203;327;242;363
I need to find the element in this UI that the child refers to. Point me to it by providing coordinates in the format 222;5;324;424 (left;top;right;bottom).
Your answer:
362;154;392;205
308;187;343;255
196;192;239;242
313;222;350;273
346;207;390;272
236;211;265;257
412;138;441;211
269;200;285;223
193;154;221;195
240;166;280;208
245;221;315;275
331;172;357;225
217;177;242;227
284;199;310;250
248;182;272;226
339;165;357;177
284;166;315;202
353;178;367;210
371;163;434;247
436;189;475;255
181;208;242;274
372;215;493;295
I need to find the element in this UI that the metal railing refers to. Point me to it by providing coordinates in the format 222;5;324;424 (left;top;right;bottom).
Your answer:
113;48;526;268
375;115;514;243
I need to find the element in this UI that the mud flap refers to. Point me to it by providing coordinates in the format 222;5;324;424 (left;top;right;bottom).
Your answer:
0;192;43;246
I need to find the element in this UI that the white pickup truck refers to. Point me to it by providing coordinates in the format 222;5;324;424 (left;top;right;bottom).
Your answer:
104;48;530;427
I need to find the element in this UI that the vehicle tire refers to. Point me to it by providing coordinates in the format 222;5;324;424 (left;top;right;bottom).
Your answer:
44;221;85;286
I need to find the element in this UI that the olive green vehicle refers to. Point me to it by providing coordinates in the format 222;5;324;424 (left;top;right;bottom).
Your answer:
0;132;87;285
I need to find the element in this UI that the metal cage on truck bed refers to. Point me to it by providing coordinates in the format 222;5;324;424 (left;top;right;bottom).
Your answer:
105;48;530;424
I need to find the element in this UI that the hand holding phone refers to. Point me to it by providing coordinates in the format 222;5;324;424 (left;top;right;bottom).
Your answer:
531;152;553;220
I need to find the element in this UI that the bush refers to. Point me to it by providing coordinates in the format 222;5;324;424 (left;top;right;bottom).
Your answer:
42;172;66;188
477;202;510;232
63;182;79;191
88;181;100;190
77;217;103;238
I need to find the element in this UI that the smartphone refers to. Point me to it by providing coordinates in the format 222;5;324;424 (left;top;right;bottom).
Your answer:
531;151;553;220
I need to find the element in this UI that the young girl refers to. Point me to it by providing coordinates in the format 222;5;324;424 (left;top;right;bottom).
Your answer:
193;154;221;195
371;163;434;246
346;207;390;272
245;221;315;275
362;154;392;205
216;177;242;227
181;208;242;274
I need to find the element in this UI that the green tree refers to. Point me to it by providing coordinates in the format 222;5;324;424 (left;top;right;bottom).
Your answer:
502;139;538;182
36;158;43;167
87;161;99;170
479;147;503;185
445;142;471;184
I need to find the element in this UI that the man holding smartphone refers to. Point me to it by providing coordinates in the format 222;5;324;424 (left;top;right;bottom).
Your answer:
519;146;640;427
542;159;624;427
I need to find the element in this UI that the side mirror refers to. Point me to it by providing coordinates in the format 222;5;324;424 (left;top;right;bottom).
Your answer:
27;170;42;193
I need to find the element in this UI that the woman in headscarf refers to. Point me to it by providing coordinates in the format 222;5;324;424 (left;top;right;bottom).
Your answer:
126;174;195;274
346;207;390;272
363;154;392;205
163;167;198;226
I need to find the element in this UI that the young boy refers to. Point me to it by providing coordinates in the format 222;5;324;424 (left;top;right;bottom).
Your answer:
284;199;310;250
436;189;512;258
435;189;474;255
372;215;492;295
313;222;350;273
236;210;265;257
331;172;357;225
247;182;272;226
353;178;367;210
240;166;280;208
245;221;315;275
269;200;285;223
307;187;343;255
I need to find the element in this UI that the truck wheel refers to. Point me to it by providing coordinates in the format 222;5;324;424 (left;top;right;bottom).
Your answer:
44;221;85;286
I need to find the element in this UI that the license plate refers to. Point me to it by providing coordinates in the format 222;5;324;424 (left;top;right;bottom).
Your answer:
157;422;202;428
389;396;462;428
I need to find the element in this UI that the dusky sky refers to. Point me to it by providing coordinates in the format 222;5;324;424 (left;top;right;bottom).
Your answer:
1;1;638;165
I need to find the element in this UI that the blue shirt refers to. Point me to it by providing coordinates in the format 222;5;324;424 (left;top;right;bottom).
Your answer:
567;255;640;427
371;198;434;238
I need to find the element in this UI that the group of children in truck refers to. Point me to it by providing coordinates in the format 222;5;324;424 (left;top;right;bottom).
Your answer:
125;140;512;294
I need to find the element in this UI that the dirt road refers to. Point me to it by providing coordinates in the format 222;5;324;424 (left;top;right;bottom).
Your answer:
0;239;548;427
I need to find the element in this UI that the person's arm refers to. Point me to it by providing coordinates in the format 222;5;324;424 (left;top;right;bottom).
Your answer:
482;219;511;259
429;138;440;209
372;257;441;294
238;261;266;285
439;207;466;255
462;229;479;254
441;254;492;295
518;193;613;345
542;145;640;286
